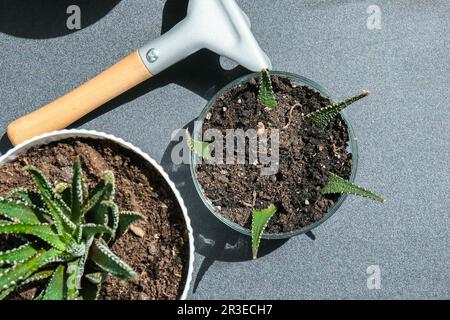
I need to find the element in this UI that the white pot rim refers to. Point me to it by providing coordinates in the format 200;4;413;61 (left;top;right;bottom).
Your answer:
0;129;195;300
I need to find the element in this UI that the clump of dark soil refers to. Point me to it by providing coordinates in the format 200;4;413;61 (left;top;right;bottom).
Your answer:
0;138;190;300
196;75;352;233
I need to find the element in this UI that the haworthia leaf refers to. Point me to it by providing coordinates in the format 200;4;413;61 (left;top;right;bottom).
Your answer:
0;269;54;300
251;204;277;260
305;91;370;129
0;198;42;224
186;131;212;160
27;166;71;216
84;171;115;213
26;166;74;235
9;189;45;210
41;192;76;235
71;158;84;224
81;223;113;239
258;69;277;110
84;272;104;285
66;259;80;300
101;202;119;239
0;223;66;251
0;248;60;293
42;265;66;300
55;183;72;208
0;285;15;300
323;173;385;203
116;211;146;239
0;243;40;265
90;239;138;280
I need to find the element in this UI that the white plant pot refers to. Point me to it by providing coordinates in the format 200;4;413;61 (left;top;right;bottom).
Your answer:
0;129;194;300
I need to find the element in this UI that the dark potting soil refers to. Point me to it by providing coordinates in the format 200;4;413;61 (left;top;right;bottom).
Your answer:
196;75;353;233
0;138;190;300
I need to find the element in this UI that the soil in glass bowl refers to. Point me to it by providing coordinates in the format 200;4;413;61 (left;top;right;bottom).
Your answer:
195;75;352;234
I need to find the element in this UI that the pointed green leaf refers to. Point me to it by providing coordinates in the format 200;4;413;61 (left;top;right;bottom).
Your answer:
9;188;45;210
0;223;66;251
66;236;93;300
42;265;66;300
117;211;146;239
0;243;40;266
258;69;277;109
252;204;277;260
101;202;119;239
90;239;137;280
71;158;84;224
66;259;80;300
84;171;115;213
0;269;54;300
323;173;385;203
305;91;370;129
0;285;15;300
0;248;60;292
26;166;74;235
82;223;113;239
186;131;212;160
55;183;72;208
0;198;42;224
84;272;104;285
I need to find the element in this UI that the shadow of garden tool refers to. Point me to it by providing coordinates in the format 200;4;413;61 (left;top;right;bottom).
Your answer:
7;0;271;146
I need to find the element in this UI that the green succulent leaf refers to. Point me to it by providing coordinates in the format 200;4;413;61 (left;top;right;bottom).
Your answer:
0;223;66;251
42;264;66;300
305;91;370;129
116;211;145;239
71;157;84;224
0;198;42;224
323;173;385;203
27;166;74;235
251;204;277;260
0;243;40;266
186;131;212;160
84;272;104;285
0;268;54;299
258;69;277;110
84;171;115;213
91;239;138;280
55;183;72;208
9;188;45;210
66;236;93;300
82;223;113;239
0;248;60;294
101;202;120;238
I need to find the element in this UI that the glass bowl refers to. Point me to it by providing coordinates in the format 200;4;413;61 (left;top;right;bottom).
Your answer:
190;71;358;239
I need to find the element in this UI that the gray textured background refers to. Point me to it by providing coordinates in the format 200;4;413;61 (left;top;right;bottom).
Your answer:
0;0;448;299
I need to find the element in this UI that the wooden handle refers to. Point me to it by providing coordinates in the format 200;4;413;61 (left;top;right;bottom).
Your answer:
7;51;152;146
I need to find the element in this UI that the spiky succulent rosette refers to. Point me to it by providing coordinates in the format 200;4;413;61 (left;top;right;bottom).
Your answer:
0;158;144;300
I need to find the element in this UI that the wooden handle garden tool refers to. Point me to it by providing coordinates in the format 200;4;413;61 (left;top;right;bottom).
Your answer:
7;0;272;146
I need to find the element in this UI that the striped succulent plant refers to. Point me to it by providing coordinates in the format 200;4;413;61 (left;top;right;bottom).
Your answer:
0;158;144;300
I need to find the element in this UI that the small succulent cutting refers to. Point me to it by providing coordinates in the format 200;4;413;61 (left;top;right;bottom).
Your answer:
0;158;144;300
258;69;278;110
305;90;370;129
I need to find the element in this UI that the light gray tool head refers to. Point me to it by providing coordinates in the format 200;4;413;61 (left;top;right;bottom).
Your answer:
138;0;272;75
